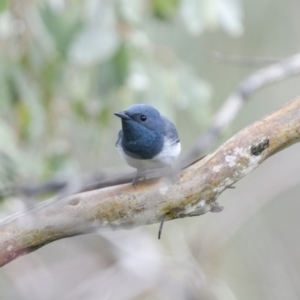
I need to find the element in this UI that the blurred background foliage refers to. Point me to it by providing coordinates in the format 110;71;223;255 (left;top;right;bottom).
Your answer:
0;0;239;187
2;0;300;300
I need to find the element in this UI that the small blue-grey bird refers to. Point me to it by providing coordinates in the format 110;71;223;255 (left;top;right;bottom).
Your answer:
115;104;181;184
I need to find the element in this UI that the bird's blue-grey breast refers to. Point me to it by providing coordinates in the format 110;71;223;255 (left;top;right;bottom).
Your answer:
114;104;181;173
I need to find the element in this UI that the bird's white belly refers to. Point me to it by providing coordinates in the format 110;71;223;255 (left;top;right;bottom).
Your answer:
117;141;181;170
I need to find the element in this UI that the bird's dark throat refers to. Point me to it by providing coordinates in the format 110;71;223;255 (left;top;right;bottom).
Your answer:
121;121;164;159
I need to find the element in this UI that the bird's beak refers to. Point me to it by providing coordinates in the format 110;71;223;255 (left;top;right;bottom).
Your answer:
114;112;131;120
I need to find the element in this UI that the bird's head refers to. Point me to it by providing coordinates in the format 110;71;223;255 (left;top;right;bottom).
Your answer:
114;104;164;134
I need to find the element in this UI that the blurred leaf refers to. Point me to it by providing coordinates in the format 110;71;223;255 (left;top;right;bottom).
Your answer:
0;58;11;113
98;104;111;125
17;102;31;140
12;67;46;140
41;3;83;57
73;101;87;121
216;0;243;36
118;0;147;24
93;55;126;96
69;26;120;65
0;0;8;13
43;152;70;177
180;0;243;36
0;151;17;183
67;67;93;101
179;0;205;35
0;120;21;186
151;0;179;19
113;43;129;85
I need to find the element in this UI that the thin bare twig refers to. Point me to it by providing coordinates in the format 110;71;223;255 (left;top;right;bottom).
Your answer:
180;53;300;167
211;51;281;67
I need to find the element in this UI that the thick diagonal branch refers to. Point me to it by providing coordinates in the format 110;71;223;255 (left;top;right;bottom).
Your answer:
1;97;300;267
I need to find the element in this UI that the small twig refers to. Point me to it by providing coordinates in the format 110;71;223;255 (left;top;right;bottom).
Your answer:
158;220;164;240
211;51;281;67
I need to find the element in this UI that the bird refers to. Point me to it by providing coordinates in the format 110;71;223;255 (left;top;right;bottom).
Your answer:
114;104;181;185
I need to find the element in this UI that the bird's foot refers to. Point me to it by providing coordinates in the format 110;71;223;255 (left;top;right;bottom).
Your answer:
167;166;177;184
132;170;146;186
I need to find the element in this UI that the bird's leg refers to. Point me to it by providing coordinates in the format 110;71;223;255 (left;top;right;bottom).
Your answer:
167;165;176;183
132;169;140;186
132;169;146;186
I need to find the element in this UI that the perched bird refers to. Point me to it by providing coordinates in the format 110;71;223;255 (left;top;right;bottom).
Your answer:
115;104;181;185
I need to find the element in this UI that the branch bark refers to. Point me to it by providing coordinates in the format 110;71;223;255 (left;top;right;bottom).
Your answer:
1;97;300;267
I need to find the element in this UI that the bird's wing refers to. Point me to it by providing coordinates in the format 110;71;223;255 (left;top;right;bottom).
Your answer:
161;116;180;144
115;130;123;147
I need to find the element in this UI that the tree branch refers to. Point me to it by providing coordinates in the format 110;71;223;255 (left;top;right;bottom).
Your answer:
0;97;300;267
181;53;300;166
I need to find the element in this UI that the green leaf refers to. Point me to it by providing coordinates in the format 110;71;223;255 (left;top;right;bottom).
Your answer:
152;0;179;19
112;42;129;85
17;102;31;140
0;0;8;12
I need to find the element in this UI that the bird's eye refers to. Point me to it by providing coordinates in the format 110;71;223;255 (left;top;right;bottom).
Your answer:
140;115;147;121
